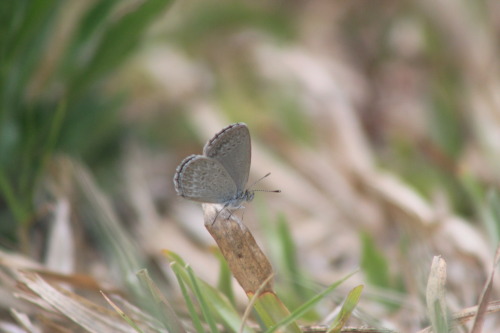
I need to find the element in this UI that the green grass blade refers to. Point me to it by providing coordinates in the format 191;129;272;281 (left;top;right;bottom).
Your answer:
360;231;391;289
101;291;145;333
1;0;61;111
166;251;255;333
163;249;188;266
3;0;59;60
187;265;221;333
0;169;29;223
328;285;364;333
136;269;187;333
69;0;174;97
277;215;310;301
171;263;205;333
252;292;301;333
265;270;357;333
61;0;119;76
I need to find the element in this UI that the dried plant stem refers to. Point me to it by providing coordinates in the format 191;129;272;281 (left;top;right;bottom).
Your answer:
203;204;273;294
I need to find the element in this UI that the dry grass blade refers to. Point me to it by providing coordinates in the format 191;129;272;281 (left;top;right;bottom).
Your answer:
362;171;435;227
239;273;274;333
426;256;448;333
9;308;39;332
455;301;500;326
45;197;75;274
29;269;118;293
16;271;138;333
301;326;396;333
417;300;500;333
471;244;500;332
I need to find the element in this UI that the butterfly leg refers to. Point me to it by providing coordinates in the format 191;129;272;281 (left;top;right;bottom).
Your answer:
210;203;246;225
210;203;231;224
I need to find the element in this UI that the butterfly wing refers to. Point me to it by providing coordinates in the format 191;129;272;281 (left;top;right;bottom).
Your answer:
203;123;251;192
173;155;237;203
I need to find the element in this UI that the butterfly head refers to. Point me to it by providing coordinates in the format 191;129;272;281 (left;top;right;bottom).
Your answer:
244;190;255;202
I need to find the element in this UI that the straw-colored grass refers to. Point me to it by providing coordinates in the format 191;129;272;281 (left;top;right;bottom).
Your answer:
1;0;500;332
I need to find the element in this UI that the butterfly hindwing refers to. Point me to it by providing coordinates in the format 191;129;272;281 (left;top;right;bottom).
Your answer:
174;155;238;203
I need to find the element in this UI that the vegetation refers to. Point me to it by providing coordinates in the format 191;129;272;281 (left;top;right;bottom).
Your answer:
1;0;499;332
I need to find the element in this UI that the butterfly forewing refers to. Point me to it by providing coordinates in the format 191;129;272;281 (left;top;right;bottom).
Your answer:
174;155;238;203
203;123;251;192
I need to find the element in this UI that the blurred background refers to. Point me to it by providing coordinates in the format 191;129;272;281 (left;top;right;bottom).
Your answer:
1;0;500;331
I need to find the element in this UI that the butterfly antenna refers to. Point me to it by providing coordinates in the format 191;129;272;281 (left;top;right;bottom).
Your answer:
249;173;281;193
